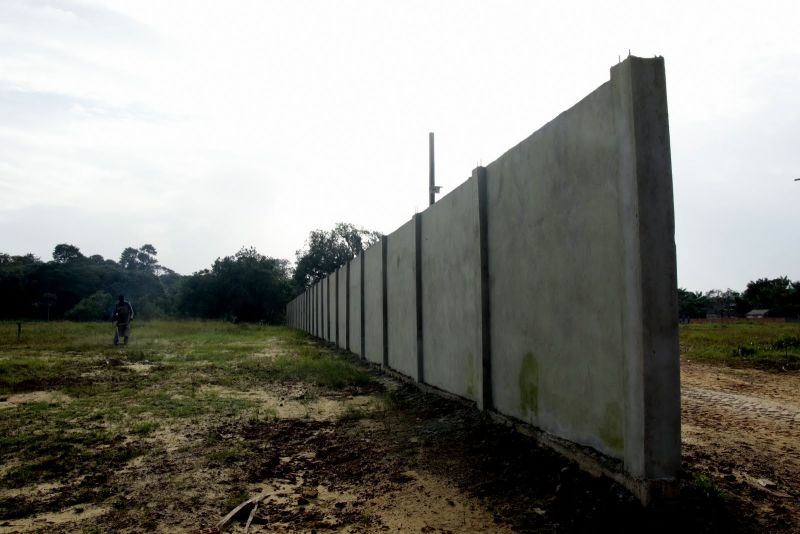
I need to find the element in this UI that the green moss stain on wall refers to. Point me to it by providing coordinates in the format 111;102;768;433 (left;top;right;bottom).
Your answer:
466;353;475;400
599;401;624;451
519;352;539;417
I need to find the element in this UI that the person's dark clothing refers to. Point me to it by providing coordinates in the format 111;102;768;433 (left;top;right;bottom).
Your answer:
112;300;134;345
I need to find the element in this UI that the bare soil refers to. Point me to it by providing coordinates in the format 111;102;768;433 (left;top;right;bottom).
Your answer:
681;358;800;532
1;353;798;532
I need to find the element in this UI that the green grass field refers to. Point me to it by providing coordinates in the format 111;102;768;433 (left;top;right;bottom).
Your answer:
0;319;794;531
0;321;374;528
680;319;800;369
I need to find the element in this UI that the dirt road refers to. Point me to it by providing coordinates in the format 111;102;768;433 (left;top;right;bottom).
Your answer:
681;359;800;532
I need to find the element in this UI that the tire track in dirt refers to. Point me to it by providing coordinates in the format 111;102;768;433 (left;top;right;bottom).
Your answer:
683;386;800;429
681;361;800;532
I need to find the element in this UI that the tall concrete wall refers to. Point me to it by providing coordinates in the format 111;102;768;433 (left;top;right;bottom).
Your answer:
386;219;418;380
315;282;321;338
363;240;384;365
486;74;628;462
322;277;329;342
421;178;482;401
349;255;363;356
286;57;679;499
338;266;347;349
330;269;339;344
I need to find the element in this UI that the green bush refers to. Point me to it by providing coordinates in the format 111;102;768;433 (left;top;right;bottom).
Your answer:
65;291;113;321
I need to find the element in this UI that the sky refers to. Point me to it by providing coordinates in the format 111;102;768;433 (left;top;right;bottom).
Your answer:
0;0;798;291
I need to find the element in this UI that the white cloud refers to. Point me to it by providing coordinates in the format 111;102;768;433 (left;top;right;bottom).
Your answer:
1;0;799;289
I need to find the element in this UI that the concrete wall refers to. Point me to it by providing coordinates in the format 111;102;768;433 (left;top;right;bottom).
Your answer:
286;57;679;497
330;272;338;344
349;255;363;356
486;76;627;462
386;218;418;380
363;240;384;365
315;282;321;338
421;178;482;401
338;265;347;349
322;277;329;342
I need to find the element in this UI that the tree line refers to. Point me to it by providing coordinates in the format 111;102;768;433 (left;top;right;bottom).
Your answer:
678;277;800;319
5;224;794;324
0;223;381;324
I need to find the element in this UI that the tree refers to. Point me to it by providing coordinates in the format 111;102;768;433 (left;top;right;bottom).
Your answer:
52;244;84;263
704;289;739;317
0;244;177;321
176;247;292;323
293;223;382;289
738;277;800;317
677;288;708;319
120;244;162;274
65;291;113;321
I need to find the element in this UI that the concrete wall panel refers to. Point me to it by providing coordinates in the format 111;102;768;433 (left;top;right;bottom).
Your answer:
484;57;680;482
315;282;321;338
322;277;329;342
338;266;347;349
386;219;418;379
349;255;363;356
487;78;627;460
363;241;384;364
328;271;336;343
421;178;482;400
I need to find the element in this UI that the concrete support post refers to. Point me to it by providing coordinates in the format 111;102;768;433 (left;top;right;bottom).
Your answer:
381;235;389;367
327;276;331;341
414;213;424;383
474;166;493;411
312;284;316;336
612;56;680;493
313;284;316;336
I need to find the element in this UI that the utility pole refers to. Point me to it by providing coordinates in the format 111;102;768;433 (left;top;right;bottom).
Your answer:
429;132;440;206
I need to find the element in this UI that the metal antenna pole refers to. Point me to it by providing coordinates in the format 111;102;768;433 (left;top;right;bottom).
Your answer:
429;132;435;206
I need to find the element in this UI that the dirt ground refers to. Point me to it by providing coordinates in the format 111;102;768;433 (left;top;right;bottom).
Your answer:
1;349;798;532
681;358;800;532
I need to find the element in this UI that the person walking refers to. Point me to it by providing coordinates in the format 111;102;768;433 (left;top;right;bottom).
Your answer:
112;295;134;345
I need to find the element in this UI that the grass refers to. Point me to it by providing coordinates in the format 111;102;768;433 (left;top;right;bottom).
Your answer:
692;473;728;501
0;320;376;523
680;319;800;369
1;318;792;528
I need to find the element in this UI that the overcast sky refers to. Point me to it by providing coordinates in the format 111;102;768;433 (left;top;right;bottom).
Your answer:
1;0;798;291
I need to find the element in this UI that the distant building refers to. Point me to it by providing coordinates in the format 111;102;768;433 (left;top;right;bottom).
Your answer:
745;309;769;319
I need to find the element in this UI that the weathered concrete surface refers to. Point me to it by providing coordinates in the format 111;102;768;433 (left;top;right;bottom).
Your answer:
421;178;481;401
338;266;347;349
321;277;329;342
310;283;315;336
485;57;678;484
316;282;322;338
386;218;418;379
330;269;338;344
349;255;363;356
486;77;626;459
363;241;384;365
612;57;680;482
288;57;679;497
